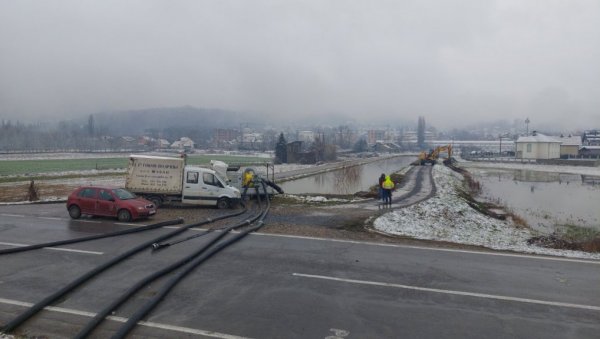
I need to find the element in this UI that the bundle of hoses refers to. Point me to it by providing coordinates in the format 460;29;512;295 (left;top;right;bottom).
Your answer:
78;180;271;339
1;181;271;338
1;201;250;334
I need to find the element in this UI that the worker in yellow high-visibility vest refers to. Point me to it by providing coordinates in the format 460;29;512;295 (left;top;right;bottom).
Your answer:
242;170;254;188
381;175;394;206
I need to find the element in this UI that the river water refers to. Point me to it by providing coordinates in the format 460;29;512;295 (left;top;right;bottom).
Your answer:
279;156;414;195
470;167;600;233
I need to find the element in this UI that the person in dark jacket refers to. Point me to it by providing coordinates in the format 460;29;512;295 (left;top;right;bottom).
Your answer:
378;173;386;201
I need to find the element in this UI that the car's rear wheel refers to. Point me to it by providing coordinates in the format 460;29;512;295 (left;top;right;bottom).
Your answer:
117;209;132;222
68;205;81;219
216;198;230;209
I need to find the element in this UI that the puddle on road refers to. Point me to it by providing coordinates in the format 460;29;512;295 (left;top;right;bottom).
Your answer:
470;168;600;233
279;156;414;195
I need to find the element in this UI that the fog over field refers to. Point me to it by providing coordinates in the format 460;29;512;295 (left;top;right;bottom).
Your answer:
1;0;599;129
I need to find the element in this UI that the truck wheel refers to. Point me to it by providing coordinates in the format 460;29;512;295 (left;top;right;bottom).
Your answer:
68;205;81;219
148;196;162;208
216;198;230;209
117;209;132;222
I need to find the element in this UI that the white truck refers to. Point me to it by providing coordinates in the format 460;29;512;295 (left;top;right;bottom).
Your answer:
125;155;241;209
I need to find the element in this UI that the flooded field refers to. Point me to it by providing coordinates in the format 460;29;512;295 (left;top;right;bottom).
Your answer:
470;167;600;233
279;156;414;195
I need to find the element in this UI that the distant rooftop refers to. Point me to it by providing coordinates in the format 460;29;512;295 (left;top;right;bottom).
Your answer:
516;133;561;143
558;135;582;146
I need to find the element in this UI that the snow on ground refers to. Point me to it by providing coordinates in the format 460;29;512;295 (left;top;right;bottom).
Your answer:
283;194;367;204
374;164;600;260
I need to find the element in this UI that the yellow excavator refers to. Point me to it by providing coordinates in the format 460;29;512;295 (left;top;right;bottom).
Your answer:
418;145;452;165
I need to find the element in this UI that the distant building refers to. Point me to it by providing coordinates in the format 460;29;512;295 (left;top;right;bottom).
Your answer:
579;146;600;157
137;136;155;146
297;130;315;143
558;135;582;158
367;130;386;145
213;129;239;148
157;139;171;148
171;137;194;151
515;132;561;159
582;130;600;146
372;142;400;153
399;130;435;147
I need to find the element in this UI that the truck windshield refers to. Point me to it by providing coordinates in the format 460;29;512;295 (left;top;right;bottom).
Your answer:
112;188;137;200
213;173;229;186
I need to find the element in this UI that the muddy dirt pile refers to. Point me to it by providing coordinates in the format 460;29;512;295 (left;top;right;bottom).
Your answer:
527;234;600;253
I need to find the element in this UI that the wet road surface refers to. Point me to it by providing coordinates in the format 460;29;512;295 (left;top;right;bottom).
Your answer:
1;204;599;338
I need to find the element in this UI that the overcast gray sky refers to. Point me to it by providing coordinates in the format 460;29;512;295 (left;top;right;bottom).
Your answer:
1;0;599;129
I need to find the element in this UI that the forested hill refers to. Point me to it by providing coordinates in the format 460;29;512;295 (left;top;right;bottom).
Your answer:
94;106;249;135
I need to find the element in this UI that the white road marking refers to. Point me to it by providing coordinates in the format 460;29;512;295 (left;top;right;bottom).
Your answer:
38;217;64;221
0;242;103;255
252;232;600;265
0;213;25;218
75;220;102;224
0;297;251;339
293;273;600;312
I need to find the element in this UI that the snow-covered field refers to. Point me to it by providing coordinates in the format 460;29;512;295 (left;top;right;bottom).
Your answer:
373;164;600;260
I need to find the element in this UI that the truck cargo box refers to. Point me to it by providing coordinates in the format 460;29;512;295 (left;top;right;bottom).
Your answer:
126;155;184;195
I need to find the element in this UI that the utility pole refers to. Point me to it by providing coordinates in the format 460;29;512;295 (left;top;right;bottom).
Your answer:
525;117;530;136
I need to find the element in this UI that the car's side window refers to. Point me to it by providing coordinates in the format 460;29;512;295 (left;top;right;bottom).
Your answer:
78;188;97;198
187;171;199;184
99;190;113;201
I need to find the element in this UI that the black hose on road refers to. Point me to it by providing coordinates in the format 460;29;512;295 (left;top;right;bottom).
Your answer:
110;181;271;339
151;229;212;250
1;206;249;334
0;218;184;255
75;185;267;338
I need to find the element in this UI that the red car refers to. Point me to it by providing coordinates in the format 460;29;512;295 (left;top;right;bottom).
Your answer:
66;186;156;222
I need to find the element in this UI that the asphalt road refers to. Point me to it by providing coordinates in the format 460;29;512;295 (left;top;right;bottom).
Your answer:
0;204;599;339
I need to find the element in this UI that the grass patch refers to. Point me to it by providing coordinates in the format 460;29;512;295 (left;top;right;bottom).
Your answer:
556;224;600;242
0;155;271;177
186;155;269;166
0;172;124;184
0;158;128;176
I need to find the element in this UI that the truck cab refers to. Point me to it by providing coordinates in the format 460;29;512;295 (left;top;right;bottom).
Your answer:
181;166;241;208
